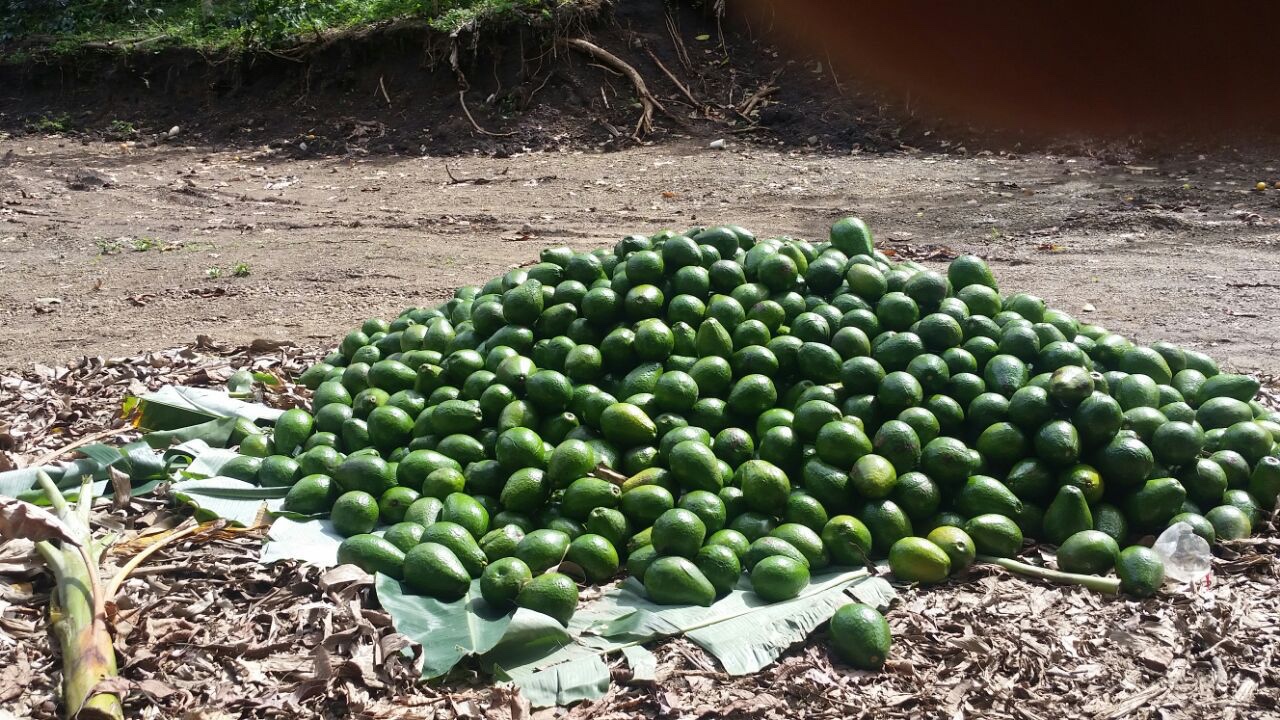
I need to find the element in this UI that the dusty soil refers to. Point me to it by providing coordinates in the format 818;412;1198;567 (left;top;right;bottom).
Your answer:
1;137;1278;375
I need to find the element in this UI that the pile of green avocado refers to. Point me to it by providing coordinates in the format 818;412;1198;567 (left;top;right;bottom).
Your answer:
219;217;1280;671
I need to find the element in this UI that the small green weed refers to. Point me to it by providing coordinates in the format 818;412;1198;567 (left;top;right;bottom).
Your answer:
96;236;165;254
27;113;71;133
107;119;137;136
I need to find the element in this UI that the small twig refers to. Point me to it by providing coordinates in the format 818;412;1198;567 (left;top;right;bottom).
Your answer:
976;554;1121;594
665;97;702;111
643;47;707;113
526;71;554;106
715;8;728;59
32;426;132;468
442;163;506;185
665;13;693;72
377;75;392;107
125;563;183;577
265;48;305;63
738;69;782;118
825;50;845;96
457;91;516;138
587;62;623;77
105;520;222;601
739;87;778;118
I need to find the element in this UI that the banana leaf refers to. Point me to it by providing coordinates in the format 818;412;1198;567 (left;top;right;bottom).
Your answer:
135;385;282;431
374;575;530;679
1;439;168;502
170;477;286;527
142;416;240;450
260;518;344;566
375;561;894;708
0;460;102;498
493;568;893;705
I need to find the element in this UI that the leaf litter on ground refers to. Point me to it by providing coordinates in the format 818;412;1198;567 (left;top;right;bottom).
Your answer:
8;524;1279;718
0;338;317;468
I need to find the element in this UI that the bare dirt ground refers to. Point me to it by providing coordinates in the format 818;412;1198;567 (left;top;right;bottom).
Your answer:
2;137;1278;377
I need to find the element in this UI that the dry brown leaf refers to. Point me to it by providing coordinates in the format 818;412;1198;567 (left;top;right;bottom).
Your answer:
0;496;80;546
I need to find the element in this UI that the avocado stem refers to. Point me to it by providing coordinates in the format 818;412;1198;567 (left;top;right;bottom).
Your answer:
976;554;1122;594
590;464;628;487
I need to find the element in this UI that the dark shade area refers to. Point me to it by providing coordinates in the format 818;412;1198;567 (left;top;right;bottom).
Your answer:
758;1;1280;139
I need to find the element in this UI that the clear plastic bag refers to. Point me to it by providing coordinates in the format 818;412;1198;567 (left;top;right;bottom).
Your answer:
1152;522;1211;584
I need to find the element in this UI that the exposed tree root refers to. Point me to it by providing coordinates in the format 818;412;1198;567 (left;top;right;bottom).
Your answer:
738;69;781;118
457;91;517;138
565;37;679;138
643;47;708;116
